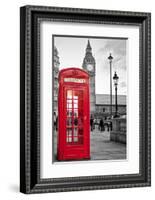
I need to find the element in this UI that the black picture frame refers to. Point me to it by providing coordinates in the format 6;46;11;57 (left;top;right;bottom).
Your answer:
20;5;151;194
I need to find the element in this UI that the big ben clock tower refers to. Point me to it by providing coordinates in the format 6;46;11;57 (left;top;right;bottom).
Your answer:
82;40;96;114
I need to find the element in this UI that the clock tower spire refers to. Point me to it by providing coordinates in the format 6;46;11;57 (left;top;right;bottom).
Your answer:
82;40;96;114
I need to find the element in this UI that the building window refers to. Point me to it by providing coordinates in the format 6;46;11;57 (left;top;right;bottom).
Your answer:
103;108;105;112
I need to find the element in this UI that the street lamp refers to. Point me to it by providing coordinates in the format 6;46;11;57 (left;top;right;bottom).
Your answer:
108;53;113;119
113;71;119;118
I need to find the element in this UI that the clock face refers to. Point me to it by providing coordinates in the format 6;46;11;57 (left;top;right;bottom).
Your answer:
87;64;93;71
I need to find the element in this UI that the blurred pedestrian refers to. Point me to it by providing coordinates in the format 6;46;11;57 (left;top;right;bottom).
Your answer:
56;115;58;131
99;118;104;131
54;112;57;131
90;115;94;131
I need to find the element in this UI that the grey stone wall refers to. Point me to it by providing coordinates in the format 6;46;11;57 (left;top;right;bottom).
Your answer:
110;118;126;144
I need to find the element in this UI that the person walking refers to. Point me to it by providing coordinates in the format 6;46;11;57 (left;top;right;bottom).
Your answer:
90;115;94;132
53;112;57;131
99;118;104;132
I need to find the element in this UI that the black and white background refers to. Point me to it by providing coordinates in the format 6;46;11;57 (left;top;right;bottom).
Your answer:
53;35;127;162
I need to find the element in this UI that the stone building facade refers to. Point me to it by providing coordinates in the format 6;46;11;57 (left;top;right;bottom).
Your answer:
53;46;60;114
95;94;126;118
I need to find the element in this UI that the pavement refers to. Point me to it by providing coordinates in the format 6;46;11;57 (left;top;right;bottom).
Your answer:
53;127;126;161
90;128;126;160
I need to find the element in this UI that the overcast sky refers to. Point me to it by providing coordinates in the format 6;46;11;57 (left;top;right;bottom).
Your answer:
54;36;127;95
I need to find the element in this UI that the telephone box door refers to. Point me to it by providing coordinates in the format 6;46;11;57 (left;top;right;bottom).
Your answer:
65;88;85;146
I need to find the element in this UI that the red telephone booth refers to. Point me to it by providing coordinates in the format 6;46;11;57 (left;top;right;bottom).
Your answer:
57;68;90;161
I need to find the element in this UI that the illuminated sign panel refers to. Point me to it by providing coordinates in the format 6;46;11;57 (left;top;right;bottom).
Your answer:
64;78;86;83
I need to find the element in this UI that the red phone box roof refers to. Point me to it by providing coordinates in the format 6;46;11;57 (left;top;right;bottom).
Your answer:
59;68;89;84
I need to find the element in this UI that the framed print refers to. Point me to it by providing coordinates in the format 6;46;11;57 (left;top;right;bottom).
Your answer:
20;5;151;193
